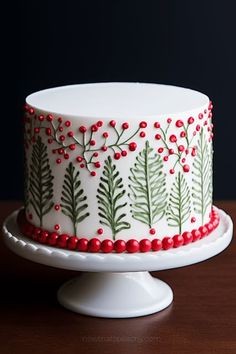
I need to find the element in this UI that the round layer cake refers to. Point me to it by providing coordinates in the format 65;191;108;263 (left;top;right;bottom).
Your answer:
19;82;218;253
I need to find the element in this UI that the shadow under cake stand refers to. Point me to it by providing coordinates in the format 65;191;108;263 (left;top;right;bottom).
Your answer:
2;207;233;318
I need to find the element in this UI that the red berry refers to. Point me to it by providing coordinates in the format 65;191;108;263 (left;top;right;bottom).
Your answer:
122;122;129;129
69;144;76;150
176;120;183;127
46;128;52;136
88;238;101;252
38;231;49;244
64;153;69;159
54;224;60;231
154;122;160;128
169;134;177;143
178;145;184;152
188;117;194;124
67;236;79;250
155;134;161;140
93;152;99;157
173;234;184;248
182;231;193;245
34;127;40;133
33;227;41;241
29;108;34;115
59;127;63;132
54;204;60;211
76;156;83;162
91;171;96;176
90;140;96;146
198;113;203;119
59;135;65;141
77;238;88;252
101;240;114;253
126;239;139;253
196;124;201;131
185;149;189;155
58;148;64;155
158;147;164;153
97;120;103;127
206;222;214;233
58;117;63;123
167;118;172;124
79;126;87;133
139;121;147;128
183;164;190;172
103;132;108;138
57;234;69;248
68;131;74;137
193;131;196;136
192;229;201;242
97;228;104;235
169;149;174;155
139;239;152;252
191;217;196;223
56;158;62;164
140;131;146;138
38;114;44;121
181;158;186;163
163;156;168;161
110;120;116;127
121;150;127;157
180;131;186;138
199;226;208;238
129;142;137;151
162;237;174;250
65;120;71;127
47;232;59;246
170;169;175;174
114;152;121;160
102;146;108;151
191;148;196;157
47;114;53;121
94;161;101;168
114;240;126;253
151;239;162;251
91;124;98;132
149;228;156;235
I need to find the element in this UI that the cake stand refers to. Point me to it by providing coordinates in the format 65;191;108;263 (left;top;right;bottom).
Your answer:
2;207;233;318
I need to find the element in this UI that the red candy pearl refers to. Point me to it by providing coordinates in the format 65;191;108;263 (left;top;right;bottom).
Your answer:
151;239;162;251
199;226;208;238
114;240;126;253
33;227;41;241
77;238;88;252
110;120;116;127
121;150;127;157
154;122;160;128
139;121;147;128
101;240;114;253
182;231;193;245
183;164;190;172
114;152;121;160
69;144;76;150
88;238;101;252
162;237;174;250
65;120;71;127
176;120;183;127
139;239;152;252
38;231;49;243
192;229;201;242
67;237;79;250
122;122;129;129
129;142;137;151
47;232;59;246
206;222;214;233
126;239;139;253
79;126;87;133
188;117;194;124
173;234;184;248
169;134;177;143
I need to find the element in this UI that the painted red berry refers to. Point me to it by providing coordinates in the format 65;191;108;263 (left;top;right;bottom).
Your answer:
114;240;126;253
149;228;156;235
68;131;74;137
77;238;88;252
139;239;152;252
76;156;83;162
97;228;104;235
46;128;52;136
178;145;184;152
103;132;108;138
97;120;103;127
47;232;59;246
182;231;193;245
54;224;60;231
170;168;175;174
151;239;162;251
173;234;184;248
79;126;87;133
140;131;146;137
162;237;174;250
93;152;99;157
91;171;96;176
191;148;196;157
54;204;60;211
114;152;121;160
69;144;76;150
64;153;70;159
139;121;147;128
88;238;101;252
198;113;203;119
67;236;79;250
169;134;177;143
191;217;196;223
101;239;114;253
38;114;44;121
188;117;194;124
59;135;65;141
58;117;63;123
180;131;186;138
176;120;184;127
47;114;53;121
121;150;127;157
59;127;64;132
185;149;189;155
129;142;137;151
29;108;34;115
154;122;160;128
163;156;168;161
110;120;116;127
183;164;190;172
199;226;208;238
158;147;164;153
57;234;69;248
169;149;174;155
58;148;64;155
192;229;201;242
102;146;108;151
193;131;196;136
34;127;40;134
155;134;161;140
94;161;101;168
56;158;62;164
65;120;71;127
167;118;172;124
126;239;139;253
181;158;186;163
196;124;201;131
122;122;129;129
90;140;96;146
91;124;98;132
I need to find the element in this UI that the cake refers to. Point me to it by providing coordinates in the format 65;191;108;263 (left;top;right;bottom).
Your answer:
18;82;219;253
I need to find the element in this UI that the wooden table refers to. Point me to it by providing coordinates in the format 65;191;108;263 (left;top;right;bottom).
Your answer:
0;201;235;354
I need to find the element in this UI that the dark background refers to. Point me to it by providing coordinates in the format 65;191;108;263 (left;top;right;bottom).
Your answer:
2;0;235;199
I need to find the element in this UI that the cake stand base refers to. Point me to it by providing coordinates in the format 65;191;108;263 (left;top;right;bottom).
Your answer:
57;272;173;318
2;207;233;318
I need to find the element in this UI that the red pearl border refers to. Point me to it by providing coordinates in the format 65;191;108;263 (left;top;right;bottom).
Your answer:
17;209;220;254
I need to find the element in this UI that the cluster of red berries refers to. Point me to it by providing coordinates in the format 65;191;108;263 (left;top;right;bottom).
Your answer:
18;209;219;254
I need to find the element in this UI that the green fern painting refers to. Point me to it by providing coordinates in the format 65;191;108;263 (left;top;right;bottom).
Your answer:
192;128;212;225
167;171;191;234
61;162;89;236
129;141;167;228
29;136;54;226
97;156;130;240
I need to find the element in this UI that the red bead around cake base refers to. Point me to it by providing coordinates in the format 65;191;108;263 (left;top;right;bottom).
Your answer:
17;208;220;254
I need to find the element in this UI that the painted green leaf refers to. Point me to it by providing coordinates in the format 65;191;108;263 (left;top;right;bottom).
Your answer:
97;156;130;240
29;136;54;226
129;140;167;228
61;162;89;236
192;128;212;225
167;171;191;234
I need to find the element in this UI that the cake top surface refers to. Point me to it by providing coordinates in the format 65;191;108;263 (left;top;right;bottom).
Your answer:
26;82;209;119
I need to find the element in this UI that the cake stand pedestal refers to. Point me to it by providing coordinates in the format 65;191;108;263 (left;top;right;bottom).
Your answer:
2;208;233;318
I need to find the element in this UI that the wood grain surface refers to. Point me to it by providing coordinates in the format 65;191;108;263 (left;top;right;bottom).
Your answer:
0;201;235;354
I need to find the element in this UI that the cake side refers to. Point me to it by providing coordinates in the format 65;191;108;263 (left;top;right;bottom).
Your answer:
22;85;214;250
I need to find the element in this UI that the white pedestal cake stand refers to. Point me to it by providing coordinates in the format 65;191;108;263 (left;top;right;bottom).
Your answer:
2;207;233;318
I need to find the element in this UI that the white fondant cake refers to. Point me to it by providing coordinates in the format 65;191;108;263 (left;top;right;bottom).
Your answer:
22;83;214;251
